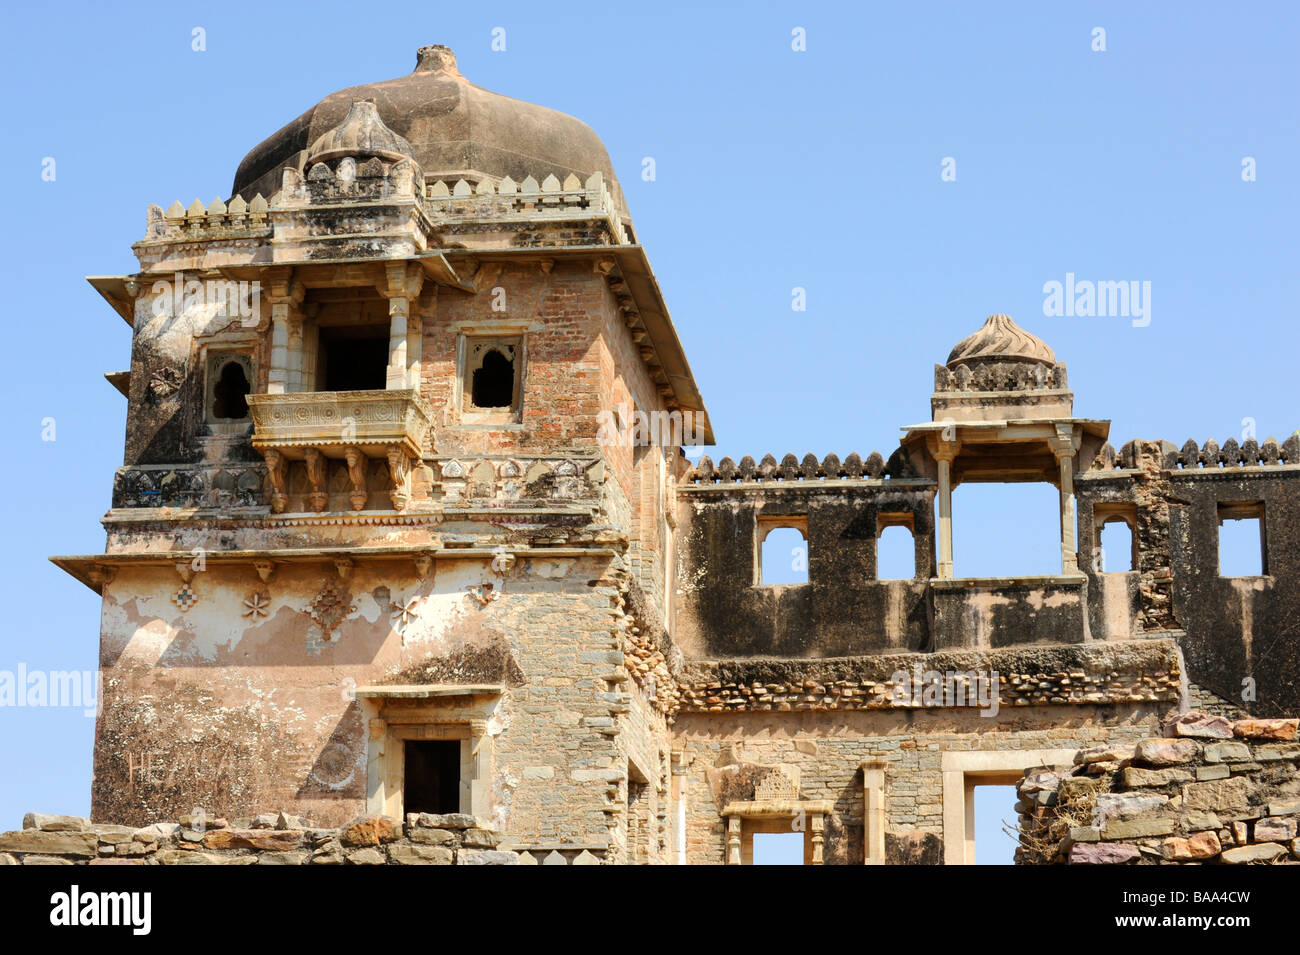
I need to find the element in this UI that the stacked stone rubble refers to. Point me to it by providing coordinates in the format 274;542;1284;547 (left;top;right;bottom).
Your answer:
0;811;519;866
1015;713;1300;865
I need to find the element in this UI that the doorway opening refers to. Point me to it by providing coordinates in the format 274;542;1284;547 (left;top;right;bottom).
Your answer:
403;739;461;815
318;323;389;391
972;784;1019;865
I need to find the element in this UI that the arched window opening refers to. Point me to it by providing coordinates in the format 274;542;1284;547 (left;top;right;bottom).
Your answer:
212;360;250;420
471;348;515;408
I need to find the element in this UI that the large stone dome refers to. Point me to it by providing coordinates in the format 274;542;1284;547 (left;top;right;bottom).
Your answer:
232;45;628;216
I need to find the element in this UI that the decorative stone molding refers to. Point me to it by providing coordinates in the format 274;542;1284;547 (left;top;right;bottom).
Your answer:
112;464;266;510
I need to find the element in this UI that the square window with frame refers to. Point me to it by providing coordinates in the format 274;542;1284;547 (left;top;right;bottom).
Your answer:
459;335;523;422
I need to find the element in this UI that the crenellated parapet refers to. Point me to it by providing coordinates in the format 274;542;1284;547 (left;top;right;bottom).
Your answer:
1086;434;1300;472
682;450;914;485
422;171;628;245
145;194;271;241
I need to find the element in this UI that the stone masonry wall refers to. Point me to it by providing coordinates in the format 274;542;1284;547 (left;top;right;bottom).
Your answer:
1016;712;1300;864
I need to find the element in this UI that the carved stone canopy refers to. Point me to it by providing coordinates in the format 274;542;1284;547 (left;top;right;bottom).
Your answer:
305;100;416;167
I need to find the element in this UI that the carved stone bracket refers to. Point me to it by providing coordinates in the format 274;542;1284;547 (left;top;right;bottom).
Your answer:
387;445;413;511
264;449;288;514
344;448;368;511
304;447;328;512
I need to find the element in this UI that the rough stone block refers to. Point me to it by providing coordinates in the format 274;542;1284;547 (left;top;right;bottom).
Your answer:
1196;765;1230;780
339;814;398;847
1074;744;1136;766
1181;811;1221;831
1232;718;1298;741
1069;843;1140;864
1162;830;1221;861
388;843;454;865
21;854;76;865
1203;741;1252;763
22;813;89;832
1101;816;1175;840
462;828;503;848
1133;738;1198;767
1119;766;1193;788
0;830;98;857
1096;792;1169;824
456;849;520;865
156;849;255;865
413;812;477;829
1269;799;1300;816
256;850;310;865
1182;777;1253;813
345;847;386;865
408;828;457;847
1220;843;1286;864
1165;713;1233;740
132;823;179;843
1254;818;1298;842
1254;743;1300;761
203;829;303;851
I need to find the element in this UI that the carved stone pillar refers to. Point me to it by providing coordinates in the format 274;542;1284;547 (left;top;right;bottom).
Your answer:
382;262;424;391
810;812;825;865
932;437;961;579
726;815;742;865
266;278;305;395
1051;424;1082;575
386;296;408;390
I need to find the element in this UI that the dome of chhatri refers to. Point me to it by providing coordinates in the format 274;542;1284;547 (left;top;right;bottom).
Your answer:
945;314;1057;368
232;45;628;216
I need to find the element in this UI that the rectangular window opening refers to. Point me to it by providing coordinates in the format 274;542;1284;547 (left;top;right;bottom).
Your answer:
757;516;809;586
1218;502;1266;577
877;512;916;580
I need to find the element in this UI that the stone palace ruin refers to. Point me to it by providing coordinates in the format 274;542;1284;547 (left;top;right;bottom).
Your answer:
31;45;1300;865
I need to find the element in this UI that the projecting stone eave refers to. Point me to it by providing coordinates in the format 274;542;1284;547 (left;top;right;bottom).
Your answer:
49;543;622;595
86;275;137;327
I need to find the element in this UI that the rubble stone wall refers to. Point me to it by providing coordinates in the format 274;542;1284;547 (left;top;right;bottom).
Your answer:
1016;712;1300;864
0;812;524;866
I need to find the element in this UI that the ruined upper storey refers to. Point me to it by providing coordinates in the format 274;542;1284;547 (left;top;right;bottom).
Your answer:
232;45;632;224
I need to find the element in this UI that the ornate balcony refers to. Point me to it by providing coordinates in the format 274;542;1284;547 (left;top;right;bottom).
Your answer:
247;389;433;513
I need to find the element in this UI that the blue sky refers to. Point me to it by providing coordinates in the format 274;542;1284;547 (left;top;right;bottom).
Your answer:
1;1;1296;861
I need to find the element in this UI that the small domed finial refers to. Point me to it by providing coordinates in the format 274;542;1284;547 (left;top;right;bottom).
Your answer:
415;45;460;75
